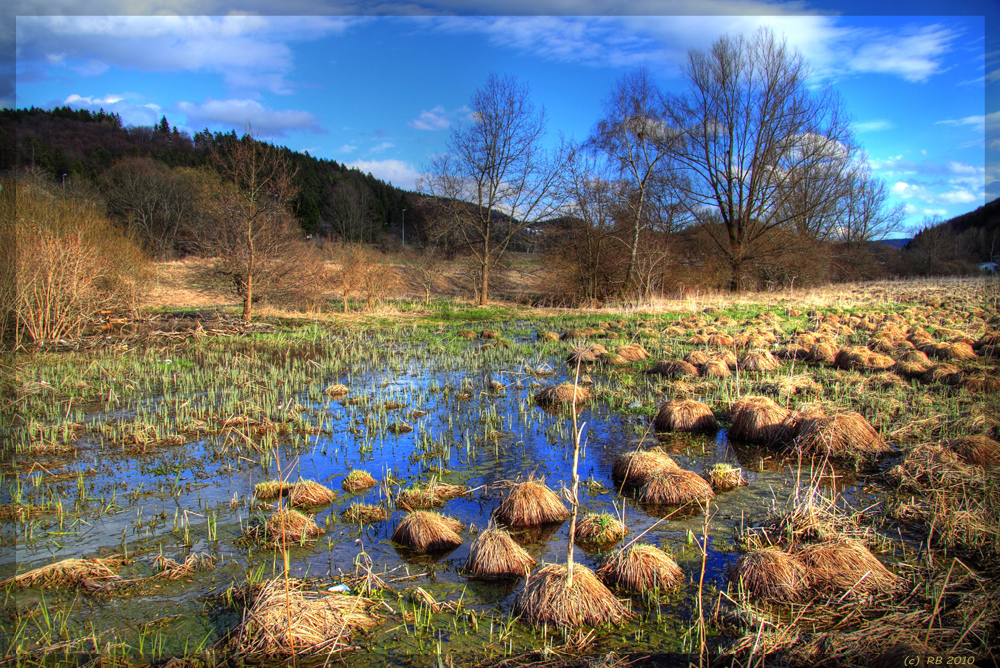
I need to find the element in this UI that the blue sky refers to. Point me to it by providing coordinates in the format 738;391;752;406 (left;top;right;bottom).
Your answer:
7;1;998;236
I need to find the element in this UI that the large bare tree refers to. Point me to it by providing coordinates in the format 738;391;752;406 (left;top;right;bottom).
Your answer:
197;128;298;322
419;73;561;306
667;28;857;291
589;66;677;297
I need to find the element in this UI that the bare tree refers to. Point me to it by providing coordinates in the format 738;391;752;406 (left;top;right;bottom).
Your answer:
419;73;562;306
100;156;195;258
197;128;298;322
835;165;904;244
589;66;677;296
666;28;857;291
403;246;446;306
325;180;379;244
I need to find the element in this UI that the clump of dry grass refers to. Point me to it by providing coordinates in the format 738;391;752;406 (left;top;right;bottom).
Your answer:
684;350;710;366
152;552;216;580
708;333;735;347
793;537;898;597
740;349;780;372
535;383;592;408
645;360;699;378
730;547;810;602
636;469;715;505
230;577;379;658
922;363;964;385
342;504;389;525
791;413;890;459
612;448;678;490
464;526;536;579
834;347;895;371
566;346;600;365
391;511;463;553
705;463;748;492
2;556;124;590
653;400;717;433
775;343;809;360
728;396;792;445
573;513;627;546
597;544;684;595
713;350;738;369
541;330;561;342
598;352;628;366
492;480;570;527
396;481;470;511
806;342;838;364
342;469;378;492
943;435;1000;467
700;359;730;378
893;349;934;377
288;480;337;508
515;563;632;628
561;329;585;341
761;374;821;398
926;341;977;361
252;509;324;545
323;384;350;398
254;480;292;501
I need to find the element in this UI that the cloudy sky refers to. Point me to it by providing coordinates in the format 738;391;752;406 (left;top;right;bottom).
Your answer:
7;0;998;235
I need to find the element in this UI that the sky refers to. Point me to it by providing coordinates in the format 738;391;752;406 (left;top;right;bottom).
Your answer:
6;0;998;237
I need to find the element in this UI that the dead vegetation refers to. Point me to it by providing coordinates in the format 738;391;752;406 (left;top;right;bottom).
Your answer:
391;511;464;553
653;399;718;433
515;563;632;628
597;544;684;594
464;526;536;579
492;480;570;527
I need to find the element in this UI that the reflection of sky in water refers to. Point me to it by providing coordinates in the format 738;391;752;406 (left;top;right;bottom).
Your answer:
6;337;880;661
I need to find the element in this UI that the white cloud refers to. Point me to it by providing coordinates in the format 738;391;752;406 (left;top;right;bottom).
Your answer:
16;15;360;95
936;115;985;132
347;159;420;190
368;141;395;153
176;98;325;137
63;92;162;126
853;119;892;134
409;106;452;131
892;180;980;207
337;144;357;154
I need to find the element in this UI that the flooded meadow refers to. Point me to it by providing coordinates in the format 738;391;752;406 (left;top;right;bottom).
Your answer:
3;286;998;667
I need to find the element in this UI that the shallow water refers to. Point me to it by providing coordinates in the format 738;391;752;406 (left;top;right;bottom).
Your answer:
3;331;881;664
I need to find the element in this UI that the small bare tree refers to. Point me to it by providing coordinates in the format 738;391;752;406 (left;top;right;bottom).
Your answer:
403;246;446;306
197;128;298;322
589;66;677;297
419;73;562;306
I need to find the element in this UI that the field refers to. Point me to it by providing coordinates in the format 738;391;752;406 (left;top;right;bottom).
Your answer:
2;276;998;667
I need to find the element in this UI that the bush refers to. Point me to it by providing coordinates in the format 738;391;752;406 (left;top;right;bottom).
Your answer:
0;172;151;347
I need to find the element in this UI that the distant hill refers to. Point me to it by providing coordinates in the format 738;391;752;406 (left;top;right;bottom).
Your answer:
877;237;911;249
906;198;1000;262
0;106;411;239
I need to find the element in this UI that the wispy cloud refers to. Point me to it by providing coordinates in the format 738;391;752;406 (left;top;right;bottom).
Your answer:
853;119;893;134
176;98;325;137
62;91;162;126
408;104;472;131
368;141;396;153
936;115;985;132
347;158;420;190
16;15;360;95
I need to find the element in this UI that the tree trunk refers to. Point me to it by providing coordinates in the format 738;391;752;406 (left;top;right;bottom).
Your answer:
242;273;253;323
479;261;489;306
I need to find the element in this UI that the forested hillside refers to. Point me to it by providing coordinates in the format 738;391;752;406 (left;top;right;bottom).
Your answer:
0;106;410;244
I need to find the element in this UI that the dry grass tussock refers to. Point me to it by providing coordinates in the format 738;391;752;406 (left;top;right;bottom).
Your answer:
791;412;890;459
243;509;323;546
705;463;747;492
644;360;699;378
288;479;337;508
597;544;684;594
534;383;592;408
740;349;780;372
573;513;627;546
396;480;470;511
253;479;292;501
2;555;125;590
944;435;1000;467
342;469;378;492
792;537;899;597
515;563;633;628
834;347;895;371
730;547;810;602
653;400;717;433
636;469;715;506
616;343;649;361
611;448;678;490
464;526;535;578
391;511;463;553
492;480;570;527
152;552;216;580
230;577;379;658
728;396;792;445
342;503;388;525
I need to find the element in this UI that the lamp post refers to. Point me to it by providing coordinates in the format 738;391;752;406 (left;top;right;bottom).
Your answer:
402;208;406;247
62;173;67;189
